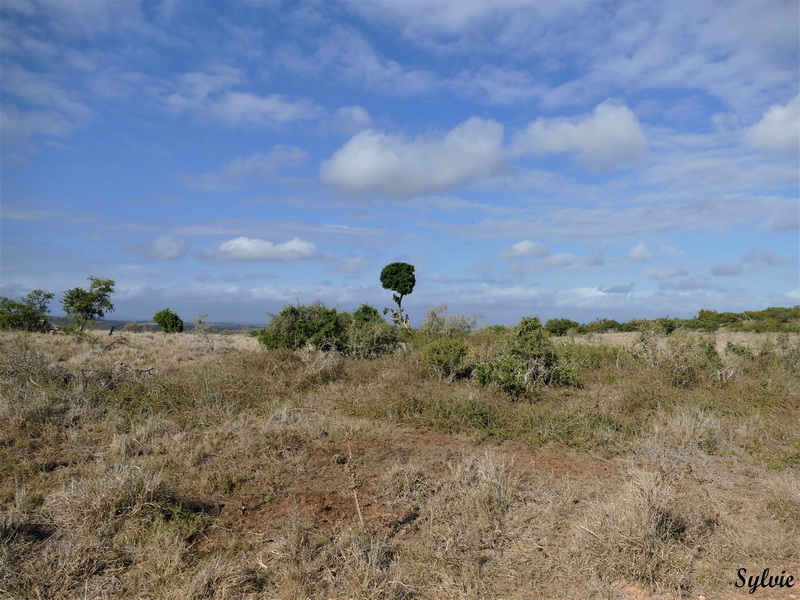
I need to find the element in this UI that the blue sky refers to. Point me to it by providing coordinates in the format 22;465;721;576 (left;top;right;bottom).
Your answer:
1;0;798;326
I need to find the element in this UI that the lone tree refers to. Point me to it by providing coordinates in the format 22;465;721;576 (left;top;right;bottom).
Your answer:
380;262;415;328
61;276;116;332
153;308;184;333
0;289;55;332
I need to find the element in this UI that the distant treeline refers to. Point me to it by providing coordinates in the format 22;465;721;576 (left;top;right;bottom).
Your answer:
542;306;800;336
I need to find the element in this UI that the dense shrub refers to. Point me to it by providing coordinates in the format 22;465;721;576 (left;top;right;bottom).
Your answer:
544;318;580;337
253;302;350;352
634;327;728;387
685;309;742;332
474;356;527;397
0;290;54;332
475;316;581;396
423;338;469;380
346;317;401;358
253;301;399;358
352;303;382;324
153;308;184;333
582;317;625;334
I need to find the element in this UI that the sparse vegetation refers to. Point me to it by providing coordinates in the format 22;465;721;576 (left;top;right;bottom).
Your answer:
0;311;797;599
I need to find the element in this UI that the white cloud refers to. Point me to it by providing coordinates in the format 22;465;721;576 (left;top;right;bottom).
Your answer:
448;65;545;105
658;276;711;290
331;105;372;134
0;66;94;154
531;253;581;271
124;235;187;260
512;101;647;171
711;249;792;277
183;145;307;190
437;195;797;242
163;67;322;127
197;237;317;262
223;146;307;177
146;235;187;260
711;262;743;277
627;243;653;262
210;92;321;126
746;95;800;157
276;25;438;97
331;256;371;273
500;240;549;259
509;252;581;275
644;267;688;280
320;117;506;198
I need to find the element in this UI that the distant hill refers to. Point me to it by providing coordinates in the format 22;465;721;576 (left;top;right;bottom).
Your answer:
47;316;267;333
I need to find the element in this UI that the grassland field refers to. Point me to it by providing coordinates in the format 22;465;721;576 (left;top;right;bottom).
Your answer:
1;327;798;600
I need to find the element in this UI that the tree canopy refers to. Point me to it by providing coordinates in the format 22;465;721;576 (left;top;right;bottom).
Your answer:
0;289;54;332
61;276;115;332
380;262;415;328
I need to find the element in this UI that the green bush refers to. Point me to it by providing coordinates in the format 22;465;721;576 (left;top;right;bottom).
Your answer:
474;357;527;397
583;317;624;334
252;301;350;352
252;301;399;358
544;318;580;337
61;276;115;332
0;290;54;332
346;318;400;358
474;317;581;395
352;303;382;324
423;338;469;380
153;308;184;333
635;328;729;388
511;317;559;381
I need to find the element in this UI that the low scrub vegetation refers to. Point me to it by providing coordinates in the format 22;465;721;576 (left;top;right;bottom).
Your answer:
251;301;400;358
1;309;798;599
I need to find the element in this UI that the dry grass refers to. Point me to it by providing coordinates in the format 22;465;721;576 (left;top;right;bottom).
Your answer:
0;329;798;599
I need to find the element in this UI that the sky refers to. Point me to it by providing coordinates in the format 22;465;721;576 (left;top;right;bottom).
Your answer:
1;0;799;327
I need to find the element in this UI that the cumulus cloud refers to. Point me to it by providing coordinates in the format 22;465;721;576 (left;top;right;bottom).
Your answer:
146;235;186;260
746;95;800;157
320;117;505;197
197;237;317;262
511;101;647;171
627;243;653;262
331;105;372;133
500;240;549;259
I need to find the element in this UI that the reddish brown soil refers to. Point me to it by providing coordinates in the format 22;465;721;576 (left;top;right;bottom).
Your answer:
189;427;797;600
